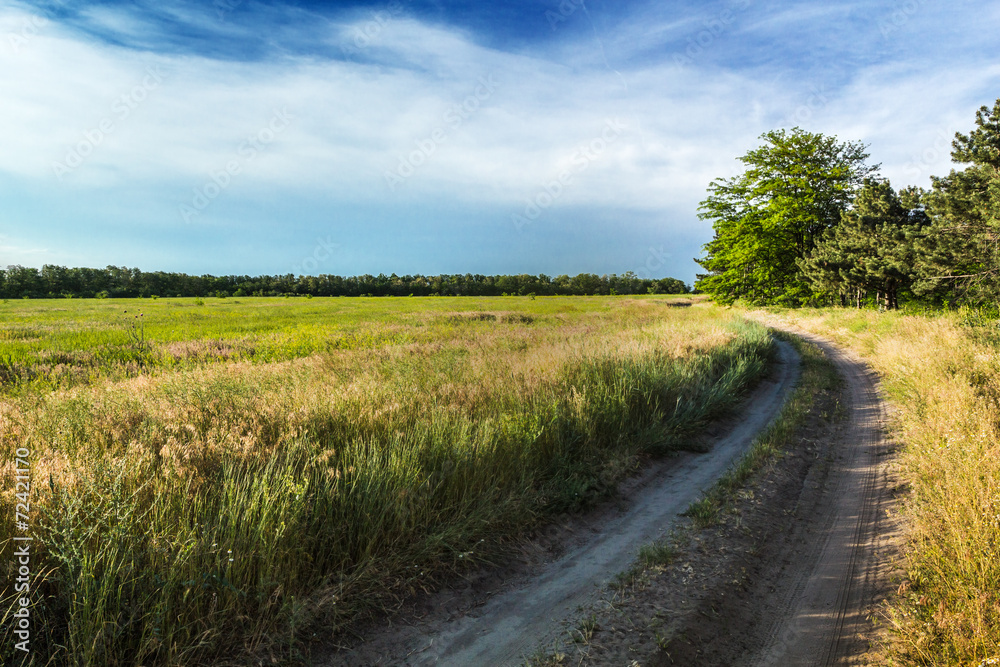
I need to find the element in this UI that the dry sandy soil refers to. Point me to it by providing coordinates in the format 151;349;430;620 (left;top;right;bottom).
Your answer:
313;328;899;666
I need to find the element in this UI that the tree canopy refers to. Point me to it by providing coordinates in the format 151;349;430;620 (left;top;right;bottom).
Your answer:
695;128;878;305
0;266;689;300
799;179;927;308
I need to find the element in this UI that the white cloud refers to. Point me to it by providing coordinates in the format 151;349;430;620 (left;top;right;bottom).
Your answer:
0;4;767;214
0;0;998;247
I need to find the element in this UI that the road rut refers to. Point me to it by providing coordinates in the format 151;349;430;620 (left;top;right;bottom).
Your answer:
746;327;893;666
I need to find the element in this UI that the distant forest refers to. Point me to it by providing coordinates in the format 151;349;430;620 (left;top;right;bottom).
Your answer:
696;98;1000;309
0;266;690;299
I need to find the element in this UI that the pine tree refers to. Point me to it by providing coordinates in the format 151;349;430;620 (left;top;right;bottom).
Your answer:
800;179;925;308
913;98;1000;303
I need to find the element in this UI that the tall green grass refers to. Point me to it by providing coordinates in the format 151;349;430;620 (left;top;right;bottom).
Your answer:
1;298;771;665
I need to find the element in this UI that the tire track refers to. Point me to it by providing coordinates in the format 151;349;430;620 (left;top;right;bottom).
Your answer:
750;327;890;667
822;342;885;666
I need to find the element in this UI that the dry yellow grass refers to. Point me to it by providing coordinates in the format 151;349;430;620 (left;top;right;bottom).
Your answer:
763;307;1000;666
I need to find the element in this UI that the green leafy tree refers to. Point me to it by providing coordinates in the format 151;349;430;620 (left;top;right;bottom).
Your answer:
695;128;878;305
0;266;688;299
913;99;1000;303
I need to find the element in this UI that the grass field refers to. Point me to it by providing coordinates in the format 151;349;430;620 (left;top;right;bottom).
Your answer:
765;307;1000;666
0;296;774;665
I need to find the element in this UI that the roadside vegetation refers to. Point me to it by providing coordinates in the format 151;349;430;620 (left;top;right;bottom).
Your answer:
767;307;1000;666
619;333;838;585
0;296;773;665
680;332;840;532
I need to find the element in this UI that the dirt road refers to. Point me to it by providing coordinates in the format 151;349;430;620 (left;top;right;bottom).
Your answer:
632;325;896;667
319;329;896;666
742;328;894;666
321;340;800;666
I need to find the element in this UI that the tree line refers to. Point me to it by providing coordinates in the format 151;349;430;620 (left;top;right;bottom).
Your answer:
0;266;689;299
695;98;1000;308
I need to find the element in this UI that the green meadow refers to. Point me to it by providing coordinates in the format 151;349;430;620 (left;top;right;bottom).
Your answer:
1;296;773;665
0;296;705;390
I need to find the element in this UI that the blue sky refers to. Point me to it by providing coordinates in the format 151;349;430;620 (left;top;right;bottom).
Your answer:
1;0;998;282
